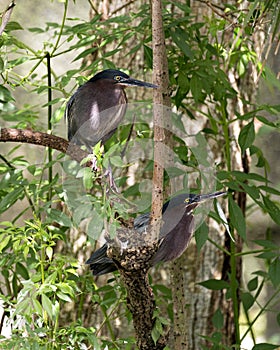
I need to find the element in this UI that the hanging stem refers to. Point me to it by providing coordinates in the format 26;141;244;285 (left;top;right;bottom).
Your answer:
46;52;53;202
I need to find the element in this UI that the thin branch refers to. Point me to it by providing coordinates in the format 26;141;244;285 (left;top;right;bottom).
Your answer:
87;0;99;15
111;0;136;15
0;128;88;164
151;0;169;231
199;0;237;21
46;52;53;202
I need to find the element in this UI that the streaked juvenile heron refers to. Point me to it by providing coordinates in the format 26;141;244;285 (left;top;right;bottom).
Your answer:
86;191;226;276
65;69;158;151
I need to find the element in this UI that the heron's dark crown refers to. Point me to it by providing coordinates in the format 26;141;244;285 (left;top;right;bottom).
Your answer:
163;191;226;211
89;69;129;83
162;193;197;212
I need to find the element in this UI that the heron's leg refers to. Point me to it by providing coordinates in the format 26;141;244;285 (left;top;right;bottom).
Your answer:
88;153;98;171
85;143;118;192
104;161;119;193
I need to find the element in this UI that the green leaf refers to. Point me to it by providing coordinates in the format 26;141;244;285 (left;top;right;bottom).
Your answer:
212;309;223;329
15;298;31;316
190;75;204;103
262;195;280;226
228;196;246;240
143;44;153;69
257;251;279;260
0;57;4;73
0;235;10;253
241;292;254;311
170;27;194;58
195;222;208;252
151;326;160;345
33;299;43;316
268;259;280;288
259;185;280;196
254;239;278;249
56;291;72;302
238;182;260;201
42;294;54;319
172;112;186;133
0;187;24;214
5;21;23;31
58;282;74;296
232;170;269;183
252;344;279;350
110;155;123;167
177;71;189;92
238;121;255;153
16;262;29;280
155;318;163;334
198;279;229;290
215;201;234;242
47;209;72;227
46;246;53;261
256;115;277;127
82;167;94;190
28;27;45;33
74;46;100;61
73;203;93;225
247;276;258;291
153;284;172;299
166;167;186;178
157;316;170;326
87;212;104;240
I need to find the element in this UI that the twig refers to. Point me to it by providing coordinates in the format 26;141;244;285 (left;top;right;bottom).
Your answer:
0;128;89;164
111;0;135;15
120;114;135;159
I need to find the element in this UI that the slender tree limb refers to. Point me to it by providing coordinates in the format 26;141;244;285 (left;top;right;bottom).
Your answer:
151;0;169;229
0;128;88;164
152;1;191;349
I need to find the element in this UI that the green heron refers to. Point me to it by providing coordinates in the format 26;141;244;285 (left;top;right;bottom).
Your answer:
86;191;226;276
65;69;158;151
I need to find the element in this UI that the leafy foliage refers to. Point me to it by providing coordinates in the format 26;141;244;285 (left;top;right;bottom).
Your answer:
0;0;280;349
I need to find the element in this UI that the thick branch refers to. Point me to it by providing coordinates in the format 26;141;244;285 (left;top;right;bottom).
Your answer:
120;270;167;350
108;229;168;350
0;128;88;163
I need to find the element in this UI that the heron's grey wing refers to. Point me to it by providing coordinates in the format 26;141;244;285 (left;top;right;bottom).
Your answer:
64;94;77;141
133;212;150;233
88;259;118;276
86;244;118;276
86;244;108;264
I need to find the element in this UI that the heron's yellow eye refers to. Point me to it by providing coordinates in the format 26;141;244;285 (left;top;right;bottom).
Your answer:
184;198;190;204
114;75;122;81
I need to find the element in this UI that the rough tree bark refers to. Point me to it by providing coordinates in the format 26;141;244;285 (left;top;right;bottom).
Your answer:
0;128;88;163
151;0;171;241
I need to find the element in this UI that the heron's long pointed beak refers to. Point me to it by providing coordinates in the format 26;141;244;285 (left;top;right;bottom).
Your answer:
193;191;227;203
120;77;158;89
